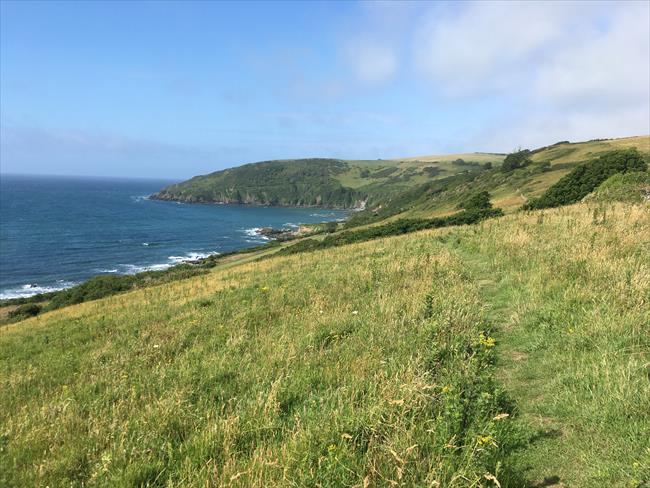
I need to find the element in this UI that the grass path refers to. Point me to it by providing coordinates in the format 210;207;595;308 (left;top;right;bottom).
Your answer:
455;204;650;487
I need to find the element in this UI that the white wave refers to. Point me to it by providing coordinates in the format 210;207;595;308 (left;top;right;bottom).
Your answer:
142;242;150;246
1;250;222;300
1;280;77;300
121;263;172;274
121;251;221;274
131;195;149;202
283;222;300;229
241;228;270;241
167;251;220;264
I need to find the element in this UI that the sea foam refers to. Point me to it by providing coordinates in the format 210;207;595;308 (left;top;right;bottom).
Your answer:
0;281;77;300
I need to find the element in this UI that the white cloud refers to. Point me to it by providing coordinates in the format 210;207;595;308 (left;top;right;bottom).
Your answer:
412;1;649;104
414;1;578;96
475;104;649;150
534;3;650;109
407;0;650;147
345;40;398;85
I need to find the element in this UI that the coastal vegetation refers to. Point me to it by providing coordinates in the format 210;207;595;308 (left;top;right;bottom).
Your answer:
152;159;365;208
522;149;647;210
151;153;506;209
1;135;649;486
1;201;648;486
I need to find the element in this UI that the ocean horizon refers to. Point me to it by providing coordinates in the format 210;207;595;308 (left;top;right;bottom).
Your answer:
0;173;347;299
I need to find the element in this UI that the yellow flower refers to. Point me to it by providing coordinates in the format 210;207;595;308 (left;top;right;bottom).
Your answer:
479;333;496;348
327;444;336;453
260;286;269;293
477;435;495;446
441;385;451;394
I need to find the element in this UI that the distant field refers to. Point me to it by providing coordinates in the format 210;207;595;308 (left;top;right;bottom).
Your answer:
396;152;506;164
2;201;648;487
351;136;650;223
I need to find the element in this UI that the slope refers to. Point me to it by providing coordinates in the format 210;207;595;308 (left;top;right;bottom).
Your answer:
1;201;648;487
345;136;650;227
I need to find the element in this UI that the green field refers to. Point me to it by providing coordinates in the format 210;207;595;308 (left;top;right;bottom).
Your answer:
2;200;648;487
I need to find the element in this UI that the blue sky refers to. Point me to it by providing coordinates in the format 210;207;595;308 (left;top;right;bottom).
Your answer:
1;0;648;178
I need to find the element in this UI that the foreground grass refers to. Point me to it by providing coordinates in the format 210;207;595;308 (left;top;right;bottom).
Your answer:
1;203;648;486
455;204;650;486
0;229;513;486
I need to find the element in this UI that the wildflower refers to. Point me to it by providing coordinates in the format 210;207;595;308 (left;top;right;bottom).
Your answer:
352;310;359;315
327;444;336;453
260;286;269;293
153;344;160;349
441;385;451;394
479;333;496;348
477;435;496;446
492;413;509;421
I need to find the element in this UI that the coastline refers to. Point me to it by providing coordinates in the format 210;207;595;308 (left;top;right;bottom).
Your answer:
1;176;351;304
149;192;367;211
0;215;345;309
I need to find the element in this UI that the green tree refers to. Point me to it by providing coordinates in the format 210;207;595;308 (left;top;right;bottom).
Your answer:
501;149;532;172
460;191;493;210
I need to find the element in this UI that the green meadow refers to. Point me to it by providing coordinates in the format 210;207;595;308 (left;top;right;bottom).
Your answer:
1;200;648;487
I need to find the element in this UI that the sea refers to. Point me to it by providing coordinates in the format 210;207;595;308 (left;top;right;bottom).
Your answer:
0;174;348;299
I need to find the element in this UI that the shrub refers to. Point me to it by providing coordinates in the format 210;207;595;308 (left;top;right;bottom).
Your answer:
9;303;42;318
460;191;493;210
501;149;532;172
523;149;648;210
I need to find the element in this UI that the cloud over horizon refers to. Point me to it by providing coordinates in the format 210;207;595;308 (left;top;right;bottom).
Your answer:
1;0;648;177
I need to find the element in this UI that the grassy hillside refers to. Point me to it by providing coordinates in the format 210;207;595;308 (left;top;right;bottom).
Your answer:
345;136;650;227
152;136;648;217
151;153;504;209
2;201;648;487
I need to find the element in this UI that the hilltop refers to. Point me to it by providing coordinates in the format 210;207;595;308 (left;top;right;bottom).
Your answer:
150;153;504;209
152;136;648;217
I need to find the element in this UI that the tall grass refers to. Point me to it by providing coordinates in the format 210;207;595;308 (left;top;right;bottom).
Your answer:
1;202;648;487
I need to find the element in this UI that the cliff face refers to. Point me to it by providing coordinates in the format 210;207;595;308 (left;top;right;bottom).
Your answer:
150;158;367;209
150;189;367;209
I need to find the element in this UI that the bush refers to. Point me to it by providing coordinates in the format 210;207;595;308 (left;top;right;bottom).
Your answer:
460;191;493;210
523;149;648;210
9;303;42;318
501;149;532;172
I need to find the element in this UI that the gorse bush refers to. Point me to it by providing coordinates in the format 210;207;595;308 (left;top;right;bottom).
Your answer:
523;149;648;210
